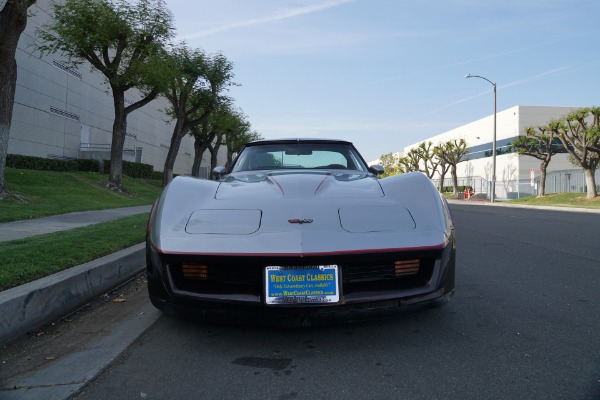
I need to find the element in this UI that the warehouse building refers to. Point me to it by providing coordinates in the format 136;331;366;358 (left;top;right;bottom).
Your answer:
7;0;221;178
405;105;580;199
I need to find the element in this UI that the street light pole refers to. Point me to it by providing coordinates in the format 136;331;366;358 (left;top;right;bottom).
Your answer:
465;74;496;203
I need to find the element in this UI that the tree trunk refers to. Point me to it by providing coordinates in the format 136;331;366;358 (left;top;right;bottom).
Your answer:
162;120;187;187
225;142;234;169
451;165;458;196
0;0;36;199
107;87;158;192
108;88;127;191
191;123;214;178
438;170;446;193
207;145;217;180
191;139;204;177
538;162;547;197
583;167;598;199
207;134;223;179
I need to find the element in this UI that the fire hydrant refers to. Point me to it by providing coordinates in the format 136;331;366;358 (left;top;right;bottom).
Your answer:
463;188;474;200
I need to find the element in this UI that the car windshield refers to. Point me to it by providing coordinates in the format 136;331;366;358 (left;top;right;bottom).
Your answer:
231;143;367;173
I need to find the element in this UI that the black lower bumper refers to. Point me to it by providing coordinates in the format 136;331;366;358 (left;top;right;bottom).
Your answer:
148;285;454;327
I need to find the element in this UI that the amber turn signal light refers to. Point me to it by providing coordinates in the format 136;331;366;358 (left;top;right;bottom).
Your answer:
394;259;420;276
182;263;208;280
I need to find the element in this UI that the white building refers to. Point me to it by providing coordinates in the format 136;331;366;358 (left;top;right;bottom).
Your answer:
7;0;223;177
405;105;578;199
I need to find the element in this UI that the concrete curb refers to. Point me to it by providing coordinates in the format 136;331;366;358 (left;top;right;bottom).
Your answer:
0;243;146;346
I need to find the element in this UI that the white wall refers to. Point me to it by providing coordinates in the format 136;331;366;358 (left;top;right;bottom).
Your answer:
404;105;578;190
8;0;224;176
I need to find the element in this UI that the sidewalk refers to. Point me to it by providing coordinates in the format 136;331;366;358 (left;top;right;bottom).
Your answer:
0;205;151;242
0;205;152;345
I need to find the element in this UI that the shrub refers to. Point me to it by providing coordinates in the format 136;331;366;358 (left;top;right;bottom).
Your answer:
75;158;101;172
103;160;154;179
7;153;163;180
442;185;473;193
7;154;79;172
151;171;163;181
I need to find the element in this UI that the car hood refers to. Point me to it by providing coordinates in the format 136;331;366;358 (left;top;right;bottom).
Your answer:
149;172;450;255
215;170;384;200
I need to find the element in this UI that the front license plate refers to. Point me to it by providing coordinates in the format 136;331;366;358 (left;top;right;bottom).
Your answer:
265;265;339;305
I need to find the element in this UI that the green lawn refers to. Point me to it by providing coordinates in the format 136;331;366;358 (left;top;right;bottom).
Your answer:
445;190;600;209
0;214;148;291
0;168;163;222
0;168;163;291
507;192;600;209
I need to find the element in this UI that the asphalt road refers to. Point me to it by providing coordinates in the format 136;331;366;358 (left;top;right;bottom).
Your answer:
64;205;600;399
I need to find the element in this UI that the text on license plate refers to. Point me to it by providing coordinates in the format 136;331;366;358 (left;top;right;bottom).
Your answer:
265;265;339;305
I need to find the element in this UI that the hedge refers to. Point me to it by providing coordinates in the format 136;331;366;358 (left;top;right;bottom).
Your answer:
6;154;162;179
6;154;98;172
102;159;154;179
151;171;163;180
441;185;473;193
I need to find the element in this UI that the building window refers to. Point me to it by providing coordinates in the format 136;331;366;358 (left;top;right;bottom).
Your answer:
52;60;82;79
50;107;80;121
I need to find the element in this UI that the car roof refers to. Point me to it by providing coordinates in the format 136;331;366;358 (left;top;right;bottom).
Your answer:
244;138;353;147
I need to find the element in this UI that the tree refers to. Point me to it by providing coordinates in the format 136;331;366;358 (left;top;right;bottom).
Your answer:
378;152;401;177
161;46;234;186
512;124;563;197
0;0;37;199
398;151;420;174
36;0;174;192
223;112;262;168
411;141;439;179
433;144;450;192
204;105;248;176
555;107;600;199
226;130;262;169
436;139;469;196
190;120;214;178
207;131;225;178
188;103;245;178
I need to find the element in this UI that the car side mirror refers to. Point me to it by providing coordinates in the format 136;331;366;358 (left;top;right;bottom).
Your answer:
212;166;227;179
369;164;385;176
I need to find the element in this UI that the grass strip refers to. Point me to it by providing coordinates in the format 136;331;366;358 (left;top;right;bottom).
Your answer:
1;168;162;222
446;191;600;209
0;213;148;291
508;192;600;208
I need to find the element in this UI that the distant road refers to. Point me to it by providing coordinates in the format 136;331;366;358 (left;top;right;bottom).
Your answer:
71;204;600;400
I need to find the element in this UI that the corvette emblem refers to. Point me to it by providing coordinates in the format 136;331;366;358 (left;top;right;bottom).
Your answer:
288;218;313;224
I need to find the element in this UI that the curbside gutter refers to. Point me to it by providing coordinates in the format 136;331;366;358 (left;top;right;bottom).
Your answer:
0;243;146;346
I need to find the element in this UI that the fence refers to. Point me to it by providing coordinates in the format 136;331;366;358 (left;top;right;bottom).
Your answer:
432;176;491;198
432;169;600;199
541;169;600;194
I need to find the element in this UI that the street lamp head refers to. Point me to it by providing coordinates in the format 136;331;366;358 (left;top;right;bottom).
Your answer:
464;73;495;87
463;72;497;203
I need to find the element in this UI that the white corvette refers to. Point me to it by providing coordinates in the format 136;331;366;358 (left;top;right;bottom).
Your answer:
146;139;455;325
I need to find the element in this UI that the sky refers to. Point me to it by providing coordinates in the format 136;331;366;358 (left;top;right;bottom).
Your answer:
163;0;599;162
